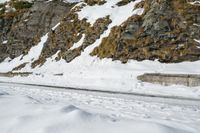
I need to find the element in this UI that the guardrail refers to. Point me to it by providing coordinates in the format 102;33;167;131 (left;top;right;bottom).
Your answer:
137;73;200;87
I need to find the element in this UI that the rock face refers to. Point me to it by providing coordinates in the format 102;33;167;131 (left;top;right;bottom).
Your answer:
1;0;200;66
33;5;111;66
92;0;200;63
0;0;75;62
84;0;106;5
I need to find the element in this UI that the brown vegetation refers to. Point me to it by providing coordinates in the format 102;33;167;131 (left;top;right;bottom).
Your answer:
91;0;200;63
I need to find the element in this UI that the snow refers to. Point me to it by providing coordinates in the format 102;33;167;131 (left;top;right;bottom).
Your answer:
2;58;200;99
0;23;59;72
0;0;200;101
193;23;200;27
0;0;9;4
0;84;199;133
2;40;8;44
195;39;200;44
0;33;48;72
52;22;60;30
78;0;144;26
0;0;199;132
194;39;200;48
69;34;85;50
189;1;200;5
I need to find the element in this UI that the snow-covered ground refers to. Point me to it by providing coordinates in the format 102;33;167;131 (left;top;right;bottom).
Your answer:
1;0;200;132
0;83;200;133
0;0;200;100
0;0;8;4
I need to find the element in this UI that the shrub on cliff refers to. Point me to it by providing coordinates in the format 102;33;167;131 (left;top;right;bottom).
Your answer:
13;1;33;10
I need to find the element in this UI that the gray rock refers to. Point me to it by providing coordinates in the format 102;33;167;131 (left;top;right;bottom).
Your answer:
0;0;75;62
62;50;81;63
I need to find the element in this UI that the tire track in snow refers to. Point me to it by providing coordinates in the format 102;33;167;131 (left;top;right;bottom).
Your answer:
0;81;200;106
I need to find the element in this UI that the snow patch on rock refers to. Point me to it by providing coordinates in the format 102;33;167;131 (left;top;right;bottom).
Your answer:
78;0;144;26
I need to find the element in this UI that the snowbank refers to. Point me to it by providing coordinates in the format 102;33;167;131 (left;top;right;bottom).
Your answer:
0;0;9;4
0;0;200;99
0;88;195;133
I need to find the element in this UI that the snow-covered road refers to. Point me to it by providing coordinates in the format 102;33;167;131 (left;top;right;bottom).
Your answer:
0;83;200;133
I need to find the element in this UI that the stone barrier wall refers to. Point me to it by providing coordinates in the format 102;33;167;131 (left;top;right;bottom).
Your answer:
137;73;200;87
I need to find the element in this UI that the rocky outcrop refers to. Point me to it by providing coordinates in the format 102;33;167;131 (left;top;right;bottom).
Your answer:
33;5;111;66
0;0;75;62
84;0;106;6
1;0;200;67
116;0;132;6
91;0;200;63
0;72;32;77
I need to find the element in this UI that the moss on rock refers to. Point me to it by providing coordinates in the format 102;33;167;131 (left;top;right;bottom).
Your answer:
33;5;111;67
84;0;106;6
116;0;132;6
13;1;33;10
91;0;200;63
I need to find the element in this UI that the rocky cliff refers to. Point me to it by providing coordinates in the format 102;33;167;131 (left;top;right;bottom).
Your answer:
1;0;200;67
91;0;200;63
0;0;75;62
